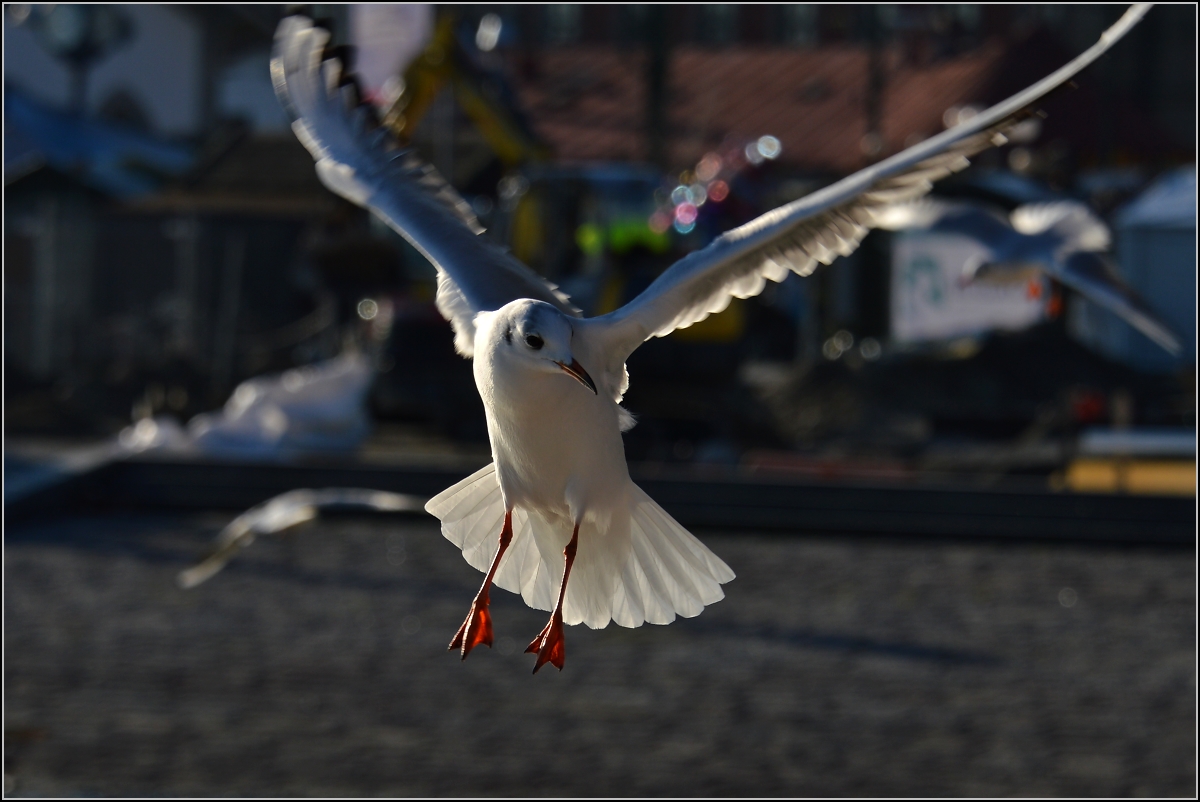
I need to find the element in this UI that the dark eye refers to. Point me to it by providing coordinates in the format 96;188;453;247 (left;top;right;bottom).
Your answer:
525;334;544;350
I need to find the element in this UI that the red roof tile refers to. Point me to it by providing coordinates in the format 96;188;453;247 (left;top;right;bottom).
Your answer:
511;43;1008;173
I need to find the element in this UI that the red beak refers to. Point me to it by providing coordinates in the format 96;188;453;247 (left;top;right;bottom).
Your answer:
555;359;597;394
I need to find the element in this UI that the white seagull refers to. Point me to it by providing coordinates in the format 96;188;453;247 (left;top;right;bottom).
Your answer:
875;198;1181;354
271;5;1151;672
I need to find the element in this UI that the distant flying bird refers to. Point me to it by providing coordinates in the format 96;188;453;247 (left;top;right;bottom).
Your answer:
177;489;426;589
271;5;1151;672
875;198;1181;354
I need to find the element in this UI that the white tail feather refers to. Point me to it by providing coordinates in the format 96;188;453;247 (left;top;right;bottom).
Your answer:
426;464;735;630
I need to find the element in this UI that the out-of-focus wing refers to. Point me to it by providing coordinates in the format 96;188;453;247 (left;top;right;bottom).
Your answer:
874;199;1019;250
1053;251;1181;355
588;5;1151;372
1009;201;1111;252
177;488;427;589
879;198;1178;353
272;16;578;357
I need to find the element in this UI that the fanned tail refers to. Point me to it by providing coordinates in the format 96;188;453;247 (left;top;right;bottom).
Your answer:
427;467;735;630
608;484;735;628
425;464;558;613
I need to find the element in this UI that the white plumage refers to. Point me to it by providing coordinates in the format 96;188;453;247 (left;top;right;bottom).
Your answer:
427;463;732;629
270;5;1150;669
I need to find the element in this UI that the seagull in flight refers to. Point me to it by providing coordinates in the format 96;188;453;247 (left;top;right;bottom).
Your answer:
875;197;1181;354
271;5;1151;672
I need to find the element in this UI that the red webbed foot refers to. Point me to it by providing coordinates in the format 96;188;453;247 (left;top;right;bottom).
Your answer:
449;511;514;661
525;611;565;673
449;594;493;659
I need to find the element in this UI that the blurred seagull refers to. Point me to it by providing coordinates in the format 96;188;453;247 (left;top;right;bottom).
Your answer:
177;489;426;589
875;198;1181;354
271;5;1151;672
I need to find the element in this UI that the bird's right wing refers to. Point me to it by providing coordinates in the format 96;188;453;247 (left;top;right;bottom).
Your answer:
586;4;1151;376
1007;202;1177;353
1055;251;1181;355
877;200;1179;354
272;15;578;357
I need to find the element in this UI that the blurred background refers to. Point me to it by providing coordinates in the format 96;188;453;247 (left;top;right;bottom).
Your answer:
4;4;1196;797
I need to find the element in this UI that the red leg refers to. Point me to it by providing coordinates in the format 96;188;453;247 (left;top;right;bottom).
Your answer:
526;522;579;673
449;510;513;660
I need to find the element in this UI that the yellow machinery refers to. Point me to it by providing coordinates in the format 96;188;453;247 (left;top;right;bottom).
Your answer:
380;14;550;167
378;13;743;343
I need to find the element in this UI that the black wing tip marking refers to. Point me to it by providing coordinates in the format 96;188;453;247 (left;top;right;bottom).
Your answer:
327;42;357;73
273;11;486;235
273;13;382;140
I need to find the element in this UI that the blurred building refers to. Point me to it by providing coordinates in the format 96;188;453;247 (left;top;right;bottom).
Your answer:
4;5;348;432
4;4;1195;442
451;4;1195;172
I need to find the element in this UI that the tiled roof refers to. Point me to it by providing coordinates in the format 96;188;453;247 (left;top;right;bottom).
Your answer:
512;43;1008;173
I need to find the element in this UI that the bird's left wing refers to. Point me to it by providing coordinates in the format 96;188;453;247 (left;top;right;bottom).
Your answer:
272;15;578;357
587;4;1152;372
1009;201;1111;253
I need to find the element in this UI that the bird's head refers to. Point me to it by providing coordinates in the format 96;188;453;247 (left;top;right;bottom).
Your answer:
486;300;597;394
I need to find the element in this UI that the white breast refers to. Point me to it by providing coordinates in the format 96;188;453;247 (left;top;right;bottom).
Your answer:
476;352;630;522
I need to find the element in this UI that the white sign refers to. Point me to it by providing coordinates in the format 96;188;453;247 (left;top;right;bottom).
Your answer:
890;232;1046;344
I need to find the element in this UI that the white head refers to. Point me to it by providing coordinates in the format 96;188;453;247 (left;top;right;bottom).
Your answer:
482;299;596;394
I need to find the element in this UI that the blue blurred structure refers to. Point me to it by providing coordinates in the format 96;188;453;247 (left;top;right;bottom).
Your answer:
4;88;195;198
1069;166;1197;372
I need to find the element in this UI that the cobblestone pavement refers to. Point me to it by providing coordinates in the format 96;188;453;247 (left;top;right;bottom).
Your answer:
5;510;1195;797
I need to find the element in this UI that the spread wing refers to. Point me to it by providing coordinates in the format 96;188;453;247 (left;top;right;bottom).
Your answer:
1054;252;1180;355
1008;202;1178;354
587;4;1151;376
177;488;427;589
1009;201;1111;252
271;15;578;357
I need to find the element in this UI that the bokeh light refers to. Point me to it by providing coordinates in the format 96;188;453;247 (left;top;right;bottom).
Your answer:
476;13;502;52
859;337;882;361
943;103;983;129
708;180;729;202
674;202;698;226
696;153;722;182
648;210;672;234
575;222;604;255
756;135;782;160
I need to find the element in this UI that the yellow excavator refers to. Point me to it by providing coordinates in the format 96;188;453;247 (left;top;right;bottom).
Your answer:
380;14;550;168
378;11;744;343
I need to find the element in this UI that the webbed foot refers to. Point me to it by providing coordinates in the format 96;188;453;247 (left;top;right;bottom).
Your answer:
525;611;565;673
449;595;493;659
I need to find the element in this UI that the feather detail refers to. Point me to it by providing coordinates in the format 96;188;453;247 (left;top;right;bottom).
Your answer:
588;5;1150;367
272;15;579;365
1009;201;1111;252
426;467;734;630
